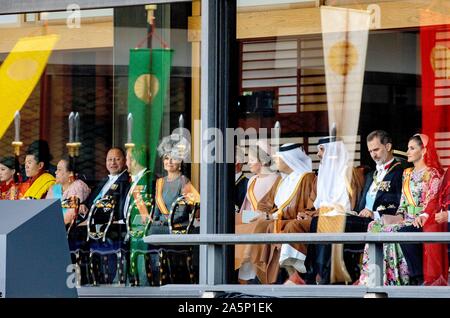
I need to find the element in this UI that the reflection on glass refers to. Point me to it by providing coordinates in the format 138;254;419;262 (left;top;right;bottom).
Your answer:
0;2;198;288
234;0;450;286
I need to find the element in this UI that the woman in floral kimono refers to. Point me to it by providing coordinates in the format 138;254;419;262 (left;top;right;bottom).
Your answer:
358;134;443;286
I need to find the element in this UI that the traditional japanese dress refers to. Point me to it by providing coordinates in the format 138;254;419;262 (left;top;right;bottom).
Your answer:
420;168;449;285
359;166;442;285
0;179;18;200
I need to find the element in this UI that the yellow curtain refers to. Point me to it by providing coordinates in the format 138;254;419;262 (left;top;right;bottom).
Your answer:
0;34;60;138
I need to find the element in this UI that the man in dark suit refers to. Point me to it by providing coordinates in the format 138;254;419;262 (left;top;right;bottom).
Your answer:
82;147;131;225
76;147;131;285
343;130;404;281
348;130;404;229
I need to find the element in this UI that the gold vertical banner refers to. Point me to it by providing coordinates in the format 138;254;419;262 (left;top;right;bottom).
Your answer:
321;6;370;163
0;34;60;139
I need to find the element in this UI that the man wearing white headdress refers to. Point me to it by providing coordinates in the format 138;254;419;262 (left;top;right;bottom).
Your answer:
249;143;317;284
314;139;352;211
298;138;364;284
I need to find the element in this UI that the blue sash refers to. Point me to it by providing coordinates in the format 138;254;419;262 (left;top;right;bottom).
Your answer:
365;190;376;211
52;184;67;215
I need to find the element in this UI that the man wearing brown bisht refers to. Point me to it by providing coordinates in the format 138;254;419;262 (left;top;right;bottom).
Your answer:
249;143;316;284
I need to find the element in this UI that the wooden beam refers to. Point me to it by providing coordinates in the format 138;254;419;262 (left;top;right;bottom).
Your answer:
188;16;201;42
0;0;189;14
0;21;113;53
237;0;450;39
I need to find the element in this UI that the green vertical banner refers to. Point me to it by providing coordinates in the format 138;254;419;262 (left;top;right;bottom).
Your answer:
127;48;173;285
127;48;173;177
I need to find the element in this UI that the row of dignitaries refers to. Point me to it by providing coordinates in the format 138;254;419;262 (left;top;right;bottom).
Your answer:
0;136;201;286
71;139;199;286
235;130;449;286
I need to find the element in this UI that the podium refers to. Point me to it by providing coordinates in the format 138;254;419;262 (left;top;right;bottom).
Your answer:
0;199;77;298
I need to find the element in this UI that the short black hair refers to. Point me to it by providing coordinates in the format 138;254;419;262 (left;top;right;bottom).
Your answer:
108;147;126;159
366;130;392;146
26;140;52;170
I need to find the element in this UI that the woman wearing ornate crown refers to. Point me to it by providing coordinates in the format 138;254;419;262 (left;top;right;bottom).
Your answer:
147;133;200;285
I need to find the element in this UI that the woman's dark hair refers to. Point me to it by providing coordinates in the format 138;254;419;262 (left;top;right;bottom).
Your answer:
409;134;423;148
0;156;15;170
59;157;77;174
409;134;444;175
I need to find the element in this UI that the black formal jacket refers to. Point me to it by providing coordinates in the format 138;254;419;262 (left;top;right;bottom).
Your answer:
234;173;248;211
357;159;404;216
84;170;131;222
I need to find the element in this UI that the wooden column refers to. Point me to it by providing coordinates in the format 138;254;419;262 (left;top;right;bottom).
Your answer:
189;0;201;190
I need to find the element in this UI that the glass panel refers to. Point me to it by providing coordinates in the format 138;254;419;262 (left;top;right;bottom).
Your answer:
0;2;200;288
40;8;114;21
234;0;450;286
0;14;19;25
24;13;36;22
